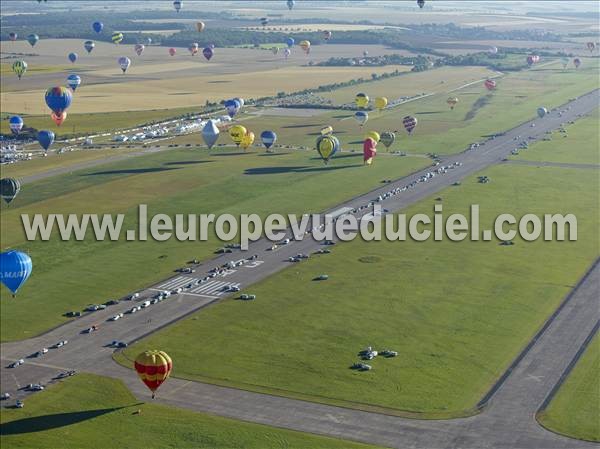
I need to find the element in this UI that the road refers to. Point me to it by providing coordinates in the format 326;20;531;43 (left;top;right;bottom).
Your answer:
1;89;599;449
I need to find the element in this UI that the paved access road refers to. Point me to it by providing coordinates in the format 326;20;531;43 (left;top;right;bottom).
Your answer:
1;90;598;449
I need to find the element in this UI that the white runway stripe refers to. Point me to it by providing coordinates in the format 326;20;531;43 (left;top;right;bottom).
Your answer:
190;281;240;295
157;276;195;290
191;280;227;294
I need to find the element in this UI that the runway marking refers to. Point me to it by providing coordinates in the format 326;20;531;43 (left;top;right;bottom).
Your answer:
244;260;264;268
189;281;240;296
180;292;218;299
157;275;196;290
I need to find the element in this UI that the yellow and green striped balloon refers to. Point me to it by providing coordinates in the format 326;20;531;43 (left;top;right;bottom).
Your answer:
12;60;27;79
111;32;124;44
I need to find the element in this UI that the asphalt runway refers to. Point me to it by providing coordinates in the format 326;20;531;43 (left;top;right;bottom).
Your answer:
1;89;598;448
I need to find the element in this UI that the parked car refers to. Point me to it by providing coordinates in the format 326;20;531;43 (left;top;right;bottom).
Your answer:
1;393;10;400
15;400;24;408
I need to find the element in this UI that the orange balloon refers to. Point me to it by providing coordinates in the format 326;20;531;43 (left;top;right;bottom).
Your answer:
51;111;67;126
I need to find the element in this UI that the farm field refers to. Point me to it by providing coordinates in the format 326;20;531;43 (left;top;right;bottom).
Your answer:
0;148;428;341
0;373;382;449
120;140;600;416
538;336;600;442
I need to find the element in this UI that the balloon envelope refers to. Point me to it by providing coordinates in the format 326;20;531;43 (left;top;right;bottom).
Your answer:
229;125;247;146
68;52;78;63
112;32;124;44
355;93;369;109
9;32;18;41
374;96;387;110
118;56;131;72
380;131;395;149
84;40;95;53
51;111;67;126
354;111;368;126
0;250;32;295
92;21;104;33
224;99;241;118
38;130;55;151
67;74;81;91
173;0;182;12
12;60;27;79
240;131;255;149
537;107;548;118
27;34;39;47
169;47;176;56
202;120;220;149
202;47;214;60
45;87;73;114
286;37;295;48
403;116;418;134
0;178;21;204
484;79;496;90
260;130;277;149
134;44;145;56
316;135;340;164
287;0;295;10
9;116;24;134
196;22;205;32
134;350;172;398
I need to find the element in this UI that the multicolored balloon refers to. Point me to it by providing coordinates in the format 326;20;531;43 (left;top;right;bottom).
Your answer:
92;21;104;33
9;116;24;135
189;42;199;56
447;97;459;110
402;116;418;134
84;40;95;53
0;178;21;204
12;60;27;79
374;96;387;111
27;34;39;47
316;135;340;164
484;79;496;90
51;111;67;127
45;86;72;115
224;99;241;118
0;250;32;295
118;56;131;73
202;120;220;149
169;47;176;56
229;125;247;146
134;350;172;399
68;52;78;63
354;111;368;127
355;93;369;109
202;46;214;61
112;32;124;45
173;0;182;12
37;130;55;151
526;55;540;67
260;130;277;150
134;44;145;56
380;131;396;149
67;74;81;91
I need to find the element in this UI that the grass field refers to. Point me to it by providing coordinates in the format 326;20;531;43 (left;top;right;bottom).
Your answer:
121;157;599;416
510;111;600;165
0;149;428;341
0;373;383;449
538;336;600;442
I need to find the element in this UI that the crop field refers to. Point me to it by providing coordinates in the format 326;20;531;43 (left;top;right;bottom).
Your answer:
0;373;381;449
537;336;600;442
122;154;600;416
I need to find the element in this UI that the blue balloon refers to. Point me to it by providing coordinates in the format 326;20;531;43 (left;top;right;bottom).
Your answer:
38;130;55;151
224;99;241;118
0;250;32;295
92;21;104;33
260;130;277;149
286;37;295;48
67;74;82;91
68;52;78;63
9;116;24;135
45;87;73;114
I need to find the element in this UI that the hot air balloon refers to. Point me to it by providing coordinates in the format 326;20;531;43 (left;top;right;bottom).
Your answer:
561;57;569;69
134;44;145;56
374;96;388;111
0;178;21;205
0;250;32;296
380;131;395;150
9;116;24;135
271;46;279;55
173;0;182;12
202;120;220;149
45;87;72;116
196;22;205;32
586;42;595;53
284;48;291;59
118;56;131;73
134;350;172;399
365;131;380;143
8;32;17;41
51;111;67;127
169;47;176;56
363;137;377;166
488;46;498;54
146;37;153;45
27;34;39;47
417;0;425;8
355;93;369;109
202;47;214;61
260;130;277;151
286;37;295;48
403;116;418;134
67;74;81;91
447;97;459;110
92;21;104;33
68;52;78;63
229;125;247;146
320;126;333;136
240;131;255;150
233;97;245;108
573;58;581;69
12;60;27;79
299;40;311;55
189;42;199;55
354;111;368;127
38;130;55;151
112;32;124;45
484;79;496;90
84;40;95;53
537;107;548;118
287;0;295;10
260;17;269;27
323;30;332;41
224;99;241;118
316;135;340;164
